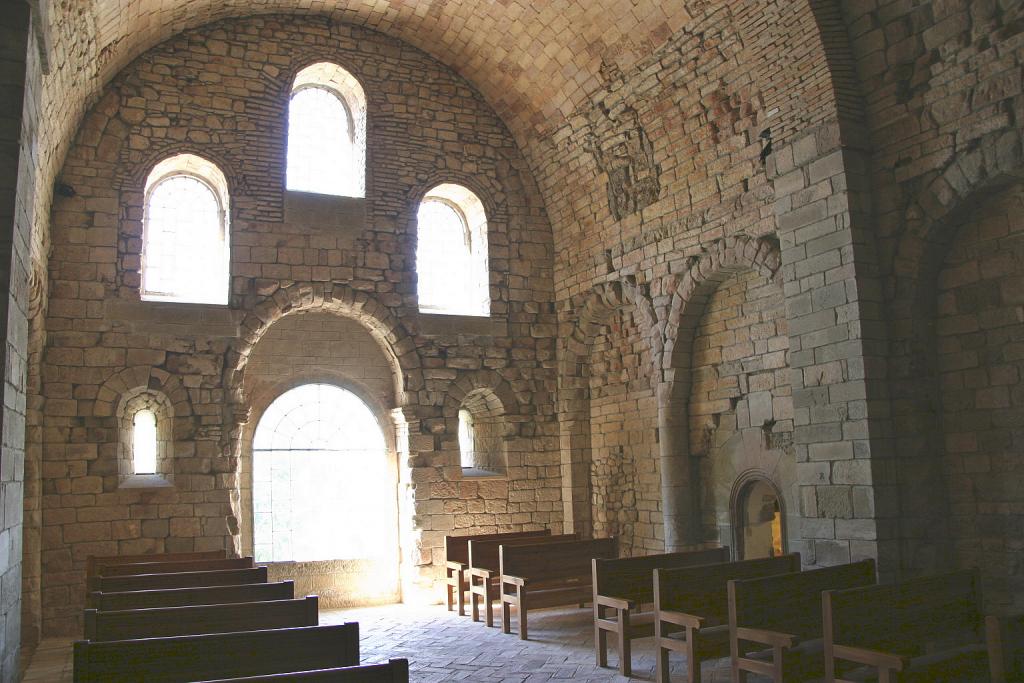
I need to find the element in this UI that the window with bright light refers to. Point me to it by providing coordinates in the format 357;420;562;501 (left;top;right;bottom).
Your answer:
142;154;229;305
416;184;490;316
132;409;157;474
286;63;366;197
458;409;475;469
252;384;391;563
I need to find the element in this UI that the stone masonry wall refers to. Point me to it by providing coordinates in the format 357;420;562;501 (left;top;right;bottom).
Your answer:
937;184;1024;614
38;15;557;634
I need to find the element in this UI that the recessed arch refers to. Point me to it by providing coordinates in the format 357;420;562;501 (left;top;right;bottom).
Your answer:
730;471;787;560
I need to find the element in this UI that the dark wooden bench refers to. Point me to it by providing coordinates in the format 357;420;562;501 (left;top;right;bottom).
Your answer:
73;623;359;683
653;554;802;683
84;595;319;641
592;546;732;676
98;556;254;577
728;558;876;682
468;533;578;626
989;614;1024;683
195;659;409;682
823;569;992;682
87;550;226;583
500;536;618;640
89;565;268;593
444;529;550;616
90;580;295;611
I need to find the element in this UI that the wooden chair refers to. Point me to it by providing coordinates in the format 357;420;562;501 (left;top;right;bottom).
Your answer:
728;559;876;682
73;623;360;683
98;556;254;577
87;550;226;584
468;533;578;626
823;569;992;682
592;546;731;676
194;659;409;682
84;595;319;641
653;554;802;683
89;566;268;593
90;580;295;611
444;529;550;616
500;536;618;640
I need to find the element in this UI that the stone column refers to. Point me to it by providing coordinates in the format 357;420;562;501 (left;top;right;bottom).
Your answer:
657;379;697;551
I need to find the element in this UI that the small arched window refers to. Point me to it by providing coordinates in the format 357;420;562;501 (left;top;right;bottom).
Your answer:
417;184;490;316
457;409;475;469
132;409;157;474
287;62;366;197
142;154;230;305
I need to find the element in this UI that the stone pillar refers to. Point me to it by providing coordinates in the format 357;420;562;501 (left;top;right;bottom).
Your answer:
657;379;696;551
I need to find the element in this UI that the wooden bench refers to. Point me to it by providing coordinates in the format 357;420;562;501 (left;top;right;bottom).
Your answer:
592;546;732;677
89;565;268;593
84;595;319;641
728;558;876;682
468;533;578;626
87;550;226;583
989;614;1024;683
73;623;360;683
823;569;992;682
653;554;802;683
98;556;254;577
90;580;295;611
500;536;618;640
444;529;550;616
195;659;409;682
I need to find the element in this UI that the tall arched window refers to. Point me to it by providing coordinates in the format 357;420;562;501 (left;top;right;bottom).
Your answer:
132;409;157;475
253;384;391;562
142;154;230;304
416;184;490;316
287;62;366;197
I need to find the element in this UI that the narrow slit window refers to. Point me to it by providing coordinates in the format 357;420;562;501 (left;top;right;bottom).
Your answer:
458;408;475;469
133;409;158;475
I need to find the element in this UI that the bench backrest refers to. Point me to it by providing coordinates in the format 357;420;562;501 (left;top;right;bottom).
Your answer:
87;550;226;582
84;595;319;641
500;537;618;582
73;623;359;683
194;659;409;682
445;530;550;566
594;546;731;603
729;559;876;641
823;569;983;655
469;533;579;572
654;553;801;625
99;556;255;577
91;566;267;593
91;580;294;611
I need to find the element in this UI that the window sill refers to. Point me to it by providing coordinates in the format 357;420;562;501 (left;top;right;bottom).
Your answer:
119;474;174;490
417;313;506;337
461;467;505;479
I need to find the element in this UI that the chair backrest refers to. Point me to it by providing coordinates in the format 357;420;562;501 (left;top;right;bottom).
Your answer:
91;580;295;611
192;659;409;682
500;537;618;582
100;556;254;577
469;533;579;572
87;550;226;583
91;566;268;593
444;529;550;566
593;546;731;603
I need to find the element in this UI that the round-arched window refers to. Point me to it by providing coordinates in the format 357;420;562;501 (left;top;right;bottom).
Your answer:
252;383;390;562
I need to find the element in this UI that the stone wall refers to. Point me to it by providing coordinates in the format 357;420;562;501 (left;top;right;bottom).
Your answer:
37;15;557;635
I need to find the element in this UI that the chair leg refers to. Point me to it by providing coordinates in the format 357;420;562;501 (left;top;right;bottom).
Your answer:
501;597;511;634
484;582;494;627
456;574;466;616
595;605;608;668
656;638;671;683
686;628;701;683
517;585;528;640
617;609;631;676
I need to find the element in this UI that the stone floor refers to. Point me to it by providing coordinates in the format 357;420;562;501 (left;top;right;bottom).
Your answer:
23;602;744;682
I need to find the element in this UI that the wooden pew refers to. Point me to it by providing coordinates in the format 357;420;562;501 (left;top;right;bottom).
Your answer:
195;659;409;682
444;529;550;616
90;580;295;611
84;595;319;641
98;556;254;577
87;550;226;583
468;533;578;626
728;559;876;682
73;623;360;683
653;554;802;683
500;536;618;640
988;614;1024;683
592;546;732;677
89;565;267;593
823;569;991;682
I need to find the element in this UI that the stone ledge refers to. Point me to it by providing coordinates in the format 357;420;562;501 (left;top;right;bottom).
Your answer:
416;312;506;337
284;191;366;234
105;299;242;337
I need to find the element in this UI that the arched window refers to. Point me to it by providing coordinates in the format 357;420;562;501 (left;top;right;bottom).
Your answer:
734;478;785;560
287;62;366;197
457;388;506;477
417;184;490;316
142;154;230;304
253;384;390;562
457;409;475;469
132;409;157;475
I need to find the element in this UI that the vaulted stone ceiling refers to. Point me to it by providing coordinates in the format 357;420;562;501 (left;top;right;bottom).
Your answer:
70;0;693;142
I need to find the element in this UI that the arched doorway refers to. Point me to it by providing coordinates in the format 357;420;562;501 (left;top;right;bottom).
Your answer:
252;383;396;572
733;477;785;560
